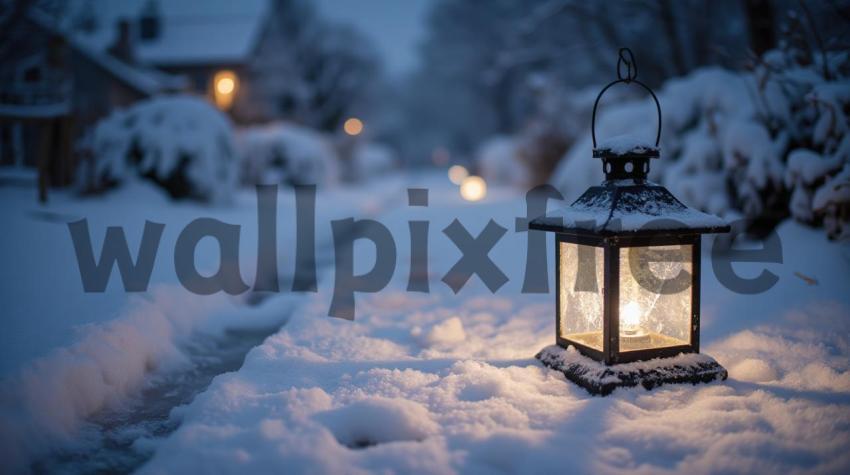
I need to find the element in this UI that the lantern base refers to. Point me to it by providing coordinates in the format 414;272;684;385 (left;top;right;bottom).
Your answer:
536;345;727;396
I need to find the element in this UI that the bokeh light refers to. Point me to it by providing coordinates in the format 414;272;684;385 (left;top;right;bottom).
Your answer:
448;165;468;185
460;175;487;201
343;117;364;136
216;77;235;95
212;70;238;110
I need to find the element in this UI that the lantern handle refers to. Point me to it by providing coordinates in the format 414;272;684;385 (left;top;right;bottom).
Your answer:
591;48;662;149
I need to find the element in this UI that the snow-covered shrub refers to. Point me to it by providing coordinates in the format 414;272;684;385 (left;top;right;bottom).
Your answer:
85;95;237;203
767;50;850;239
236;122;340;186
475;136;529;188
550;52;850;239
349;142;397;182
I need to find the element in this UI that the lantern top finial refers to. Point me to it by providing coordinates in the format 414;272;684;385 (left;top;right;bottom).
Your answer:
591;48;662;181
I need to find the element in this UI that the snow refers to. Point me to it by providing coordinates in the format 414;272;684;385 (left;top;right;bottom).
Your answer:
475;136;530;187
87;95;238;202
66;0;269;67
0;174;409;470
596;134;658;155
236;123;340;186
350;142;398;181
125;178;850;474
28;8;185;96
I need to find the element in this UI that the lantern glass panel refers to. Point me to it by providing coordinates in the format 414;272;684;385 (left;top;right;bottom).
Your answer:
618;244;692;352
559;242;604;350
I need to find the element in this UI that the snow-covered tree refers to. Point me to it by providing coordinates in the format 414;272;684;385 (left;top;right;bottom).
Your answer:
243;0;381;132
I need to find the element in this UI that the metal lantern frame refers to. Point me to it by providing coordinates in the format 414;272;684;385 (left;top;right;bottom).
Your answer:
530;48;730;366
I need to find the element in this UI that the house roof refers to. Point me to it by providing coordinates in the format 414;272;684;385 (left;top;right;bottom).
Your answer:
28;8;186;96
68;0;269;67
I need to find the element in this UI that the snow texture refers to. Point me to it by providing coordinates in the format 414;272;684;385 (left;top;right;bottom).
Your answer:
67;0;269;66
596;133;658;155
533;183;729;234
87;95;238;202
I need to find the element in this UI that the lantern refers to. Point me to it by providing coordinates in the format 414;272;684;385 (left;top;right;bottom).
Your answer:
531;49;730;395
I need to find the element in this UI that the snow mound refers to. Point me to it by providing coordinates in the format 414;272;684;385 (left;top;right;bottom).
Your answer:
236;122;340;186
349;143;397;182
729;358;779;383
87;95;238;202
411;317;467;348
315;397;438;448
476;136;530;187
596;133;658;155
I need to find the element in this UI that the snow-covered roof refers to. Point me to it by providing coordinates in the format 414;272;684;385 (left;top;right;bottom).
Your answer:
28;8;186;96
68;0;269;66
530;181;730;236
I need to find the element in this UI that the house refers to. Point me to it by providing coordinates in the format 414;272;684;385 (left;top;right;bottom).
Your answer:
0;6;185;202
69;0;283;124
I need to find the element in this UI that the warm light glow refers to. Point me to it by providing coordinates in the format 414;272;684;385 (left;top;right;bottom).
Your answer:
460;175;487;201
448;165;468;185
213;70;238;110
216;77;235;95
343;117;364;136
621;301;642;329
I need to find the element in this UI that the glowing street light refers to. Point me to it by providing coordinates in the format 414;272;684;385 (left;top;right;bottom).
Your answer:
447;165;468;185
343;117;364;136
460;175;486;201
213;70;238;110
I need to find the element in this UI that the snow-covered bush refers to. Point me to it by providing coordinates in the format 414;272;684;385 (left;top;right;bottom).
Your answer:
765;50;850;240
551;52;850;239
236;123;340;186
348;142;397;182
475;136;530;188
85;95;237;203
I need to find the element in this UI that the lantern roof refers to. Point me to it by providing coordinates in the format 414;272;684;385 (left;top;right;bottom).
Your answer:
529;181;730;237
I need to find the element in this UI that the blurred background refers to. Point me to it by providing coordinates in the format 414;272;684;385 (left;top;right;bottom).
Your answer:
0;0;848;238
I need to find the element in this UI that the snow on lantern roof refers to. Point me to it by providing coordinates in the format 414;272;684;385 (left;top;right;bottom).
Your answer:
68;0;269;67
594;133;659;158
530;181;730;236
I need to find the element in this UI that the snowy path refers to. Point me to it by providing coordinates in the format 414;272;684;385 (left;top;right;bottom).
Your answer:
135;179;850;474
0;175;411;471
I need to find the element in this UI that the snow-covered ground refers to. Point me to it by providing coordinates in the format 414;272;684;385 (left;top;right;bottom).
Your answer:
2;172;850;474
137;176;848;474
0;175;408;470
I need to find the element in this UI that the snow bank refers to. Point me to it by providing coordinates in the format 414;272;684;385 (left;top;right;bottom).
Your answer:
86;95;238;203
0;288;294;471
236;122;340;186
475;136;530;187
